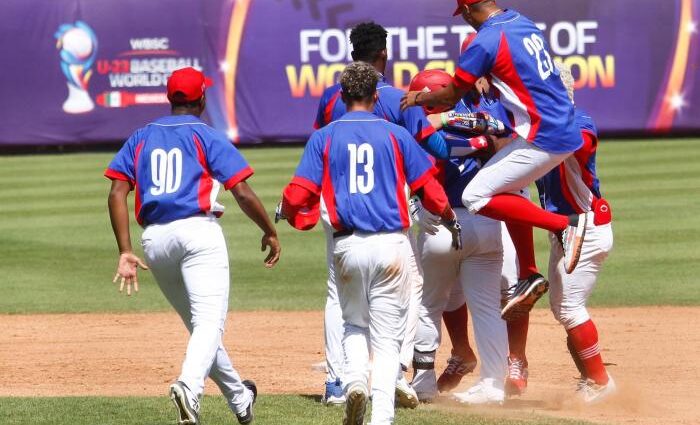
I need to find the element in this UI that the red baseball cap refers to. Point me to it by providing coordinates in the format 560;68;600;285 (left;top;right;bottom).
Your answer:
167;67;213;103
453;0;483;16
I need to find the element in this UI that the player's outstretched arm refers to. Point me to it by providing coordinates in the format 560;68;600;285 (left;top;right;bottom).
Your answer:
230;181;281;268
107;179;148;296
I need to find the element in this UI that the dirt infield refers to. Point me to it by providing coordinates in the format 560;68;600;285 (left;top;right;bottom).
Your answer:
1;307;698;425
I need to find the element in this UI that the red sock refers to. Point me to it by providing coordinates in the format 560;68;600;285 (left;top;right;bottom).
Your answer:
478;194;569;232
442;303;475;360
507;313;529;362
505;222;538;279
567;320;608;384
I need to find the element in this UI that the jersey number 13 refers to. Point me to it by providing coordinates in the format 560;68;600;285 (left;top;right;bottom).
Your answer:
348;143;374;194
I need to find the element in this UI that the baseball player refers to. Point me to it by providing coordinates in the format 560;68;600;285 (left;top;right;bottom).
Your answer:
504;64;616;402
313;21;442;407
401;0;590;321
409;68;517;404
280;62;459;425
105;67;281;425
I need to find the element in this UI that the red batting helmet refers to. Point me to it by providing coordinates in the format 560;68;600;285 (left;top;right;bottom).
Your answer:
409;69;454;114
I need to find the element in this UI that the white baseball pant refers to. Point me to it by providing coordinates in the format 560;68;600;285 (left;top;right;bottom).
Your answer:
335;231;412;425
401;231;423;370
462;137;571;214
414;210;508;388
141;215;252;416
549;213;613;329
323;223;423;384
322;223;345;384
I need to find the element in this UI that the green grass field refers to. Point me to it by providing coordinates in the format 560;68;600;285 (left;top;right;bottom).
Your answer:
1;139;698;425
0;395;593;425
1;139;699;314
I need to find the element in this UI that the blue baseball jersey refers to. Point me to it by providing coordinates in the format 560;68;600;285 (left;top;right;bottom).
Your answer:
439;92;510;207
105;114;253;226
536;108;602;215
295;111;435;232
314;76;436;142
454;9;581;154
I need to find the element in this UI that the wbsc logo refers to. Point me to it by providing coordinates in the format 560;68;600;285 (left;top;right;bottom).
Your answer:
55;21;98;114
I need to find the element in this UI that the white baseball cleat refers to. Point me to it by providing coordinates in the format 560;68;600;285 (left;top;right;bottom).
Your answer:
578;374;617;404
169;381;200;425
395;376;419;409
452;378;505;405
343;382;369;425
562;213;588;274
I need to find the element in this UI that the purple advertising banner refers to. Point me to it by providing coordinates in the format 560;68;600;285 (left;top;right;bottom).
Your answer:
0;0;698;145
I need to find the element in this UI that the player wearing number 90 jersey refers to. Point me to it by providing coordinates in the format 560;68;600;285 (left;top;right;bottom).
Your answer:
105;67;280;425
105;115;252;226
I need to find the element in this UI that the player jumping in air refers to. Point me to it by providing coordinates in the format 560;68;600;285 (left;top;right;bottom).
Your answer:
401;0;589;320
504;63;616;402
280;62;459;425
106;67;281;425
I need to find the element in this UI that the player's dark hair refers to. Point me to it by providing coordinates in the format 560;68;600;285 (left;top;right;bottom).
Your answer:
350;22;388;62
340;62;378;103
169;91;202;108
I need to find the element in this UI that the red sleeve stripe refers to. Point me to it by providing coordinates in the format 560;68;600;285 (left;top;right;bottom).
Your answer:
291;175;321;195
492;34;541;142
408;167;436;192
321;136;342;230
557;162;585;215
133;141;145;226
574;130;598;189
414;124;436;143
453;68;478;91
192;135;214;212
323;90;342;127
104;168;134;186
389;133;410;228
223;165;254;190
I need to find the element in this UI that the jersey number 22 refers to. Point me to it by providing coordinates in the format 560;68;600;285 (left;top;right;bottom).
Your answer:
348;143;374;194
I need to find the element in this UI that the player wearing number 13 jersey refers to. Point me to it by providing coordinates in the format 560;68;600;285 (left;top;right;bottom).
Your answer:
402;0;590;319
105;67;280;425
281;62;458;425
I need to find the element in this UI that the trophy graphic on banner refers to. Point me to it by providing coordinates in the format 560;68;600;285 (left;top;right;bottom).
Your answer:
55;21;98;114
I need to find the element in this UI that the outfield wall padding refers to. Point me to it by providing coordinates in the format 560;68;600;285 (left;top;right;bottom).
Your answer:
1;0;698;145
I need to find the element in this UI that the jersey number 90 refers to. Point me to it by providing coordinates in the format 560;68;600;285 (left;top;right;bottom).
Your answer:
150;148;183;195
523;33;554;81
348;143;374;194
